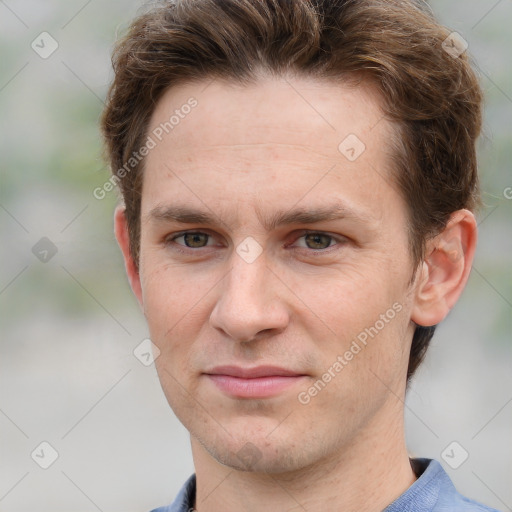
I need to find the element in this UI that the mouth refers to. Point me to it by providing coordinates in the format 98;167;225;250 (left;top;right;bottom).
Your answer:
203;365;309;399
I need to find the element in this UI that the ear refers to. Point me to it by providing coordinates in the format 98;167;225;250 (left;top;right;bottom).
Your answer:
411;209;477;327
114;205;143;309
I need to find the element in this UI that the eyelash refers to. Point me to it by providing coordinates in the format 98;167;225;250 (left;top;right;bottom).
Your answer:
164;230;346;256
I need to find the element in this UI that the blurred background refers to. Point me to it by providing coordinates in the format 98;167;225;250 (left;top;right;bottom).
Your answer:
0;1;510;511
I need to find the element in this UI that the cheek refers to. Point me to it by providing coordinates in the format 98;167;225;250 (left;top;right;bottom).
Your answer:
307;267;411;381
139;261;204;353
312;265;400;331
140;252;208;312
298;308;410;431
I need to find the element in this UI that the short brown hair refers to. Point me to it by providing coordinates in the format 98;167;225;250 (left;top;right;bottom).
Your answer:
101;0;483;381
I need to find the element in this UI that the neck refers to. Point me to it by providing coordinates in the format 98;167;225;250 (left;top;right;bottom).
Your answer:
190;405;416;512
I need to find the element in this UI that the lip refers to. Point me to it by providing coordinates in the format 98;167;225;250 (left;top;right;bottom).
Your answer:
206;365;305;379
204;365;308;399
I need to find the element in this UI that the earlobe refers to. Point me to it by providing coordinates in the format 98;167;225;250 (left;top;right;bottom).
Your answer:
411;209;478;327
114;205;143;308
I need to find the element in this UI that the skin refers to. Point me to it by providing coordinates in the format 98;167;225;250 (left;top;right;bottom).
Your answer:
114;74;477;512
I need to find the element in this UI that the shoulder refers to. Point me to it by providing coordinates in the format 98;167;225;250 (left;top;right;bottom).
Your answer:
148;474;196;512
435;483;501;512
386;459;501;512
418;458;501;512
435;493;501;511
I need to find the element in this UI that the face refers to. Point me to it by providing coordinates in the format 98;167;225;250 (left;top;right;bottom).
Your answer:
132;75;419;474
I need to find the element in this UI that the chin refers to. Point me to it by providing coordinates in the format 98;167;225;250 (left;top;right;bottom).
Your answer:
207;443;303;474
194;423;322;475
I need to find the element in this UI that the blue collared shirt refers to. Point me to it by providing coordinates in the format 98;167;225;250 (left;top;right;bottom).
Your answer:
150;458;500;511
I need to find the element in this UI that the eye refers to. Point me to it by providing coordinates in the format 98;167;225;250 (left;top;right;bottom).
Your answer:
167;231;214;249
298;232;334;250
290;231;345;252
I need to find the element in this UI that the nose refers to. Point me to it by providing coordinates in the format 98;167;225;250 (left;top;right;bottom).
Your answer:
209;248;290;343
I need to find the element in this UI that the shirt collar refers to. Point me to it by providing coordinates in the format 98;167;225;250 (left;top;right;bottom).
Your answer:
154;458;481;512
384;458;445;511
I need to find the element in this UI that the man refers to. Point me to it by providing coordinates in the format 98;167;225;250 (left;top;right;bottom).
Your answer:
101;0;498;510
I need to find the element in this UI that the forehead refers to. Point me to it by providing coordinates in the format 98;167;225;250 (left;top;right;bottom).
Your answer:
147;74;391;154
141;75;401;226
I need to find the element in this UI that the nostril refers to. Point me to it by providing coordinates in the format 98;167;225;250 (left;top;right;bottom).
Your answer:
239;329;273;343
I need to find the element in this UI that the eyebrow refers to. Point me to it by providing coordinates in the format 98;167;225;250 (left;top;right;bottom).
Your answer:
147;202;374;231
